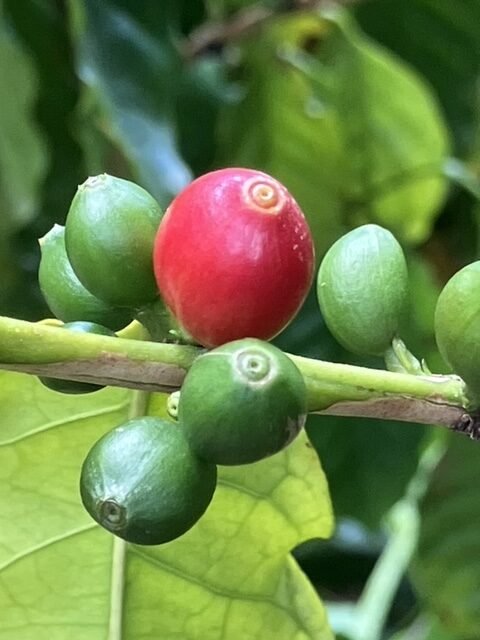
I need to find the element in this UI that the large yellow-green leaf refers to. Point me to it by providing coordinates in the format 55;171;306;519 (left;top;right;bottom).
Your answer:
0;371;334;639
219;12;344;256
221;8;450;253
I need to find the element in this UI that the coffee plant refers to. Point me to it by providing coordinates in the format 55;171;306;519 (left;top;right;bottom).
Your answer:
1;1;480;639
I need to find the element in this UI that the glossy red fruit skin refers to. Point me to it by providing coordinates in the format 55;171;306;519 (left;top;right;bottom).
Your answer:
153;168;315;347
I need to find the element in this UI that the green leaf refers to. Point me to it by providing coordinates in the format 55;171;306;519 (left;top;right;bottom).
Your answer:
70;0;192;208
2;0;87;320
389;614;459;640
307;415;426;530
0;15;47;232
412;435;480;638
4;0;86;223
219;12;344;256
355;0;480;157
220;8;450;252
0;11;49;317
0;372;334;639
177;58;232;176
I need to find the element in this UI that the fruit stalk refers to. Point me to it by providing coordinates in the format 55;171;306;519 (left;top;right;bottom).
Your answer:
293;354;469;429
0;315;473;434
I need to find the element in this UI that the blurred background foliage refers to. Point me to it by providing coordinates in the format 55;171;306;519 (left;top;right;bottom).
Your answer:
1;0;480;638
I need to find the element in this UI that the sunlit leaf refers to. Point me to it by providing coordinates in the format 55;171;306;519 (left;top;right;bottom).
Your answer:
221;8;450;253
356;0;480;157
219;12;344;256
0;371;334;639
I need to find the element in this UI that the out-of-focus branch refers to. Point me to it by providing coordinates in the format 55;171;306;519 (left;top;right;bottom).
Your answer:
183;5;274;59
183;0;364;60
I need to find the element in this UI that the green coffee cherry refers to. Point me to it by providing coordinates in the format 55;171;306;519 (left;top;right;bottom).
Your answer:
317;224;409;356
65;174;163;307
178;338;307;465
38;225;131;330
80;417;217;545
39;321;116;394
435;261;480;402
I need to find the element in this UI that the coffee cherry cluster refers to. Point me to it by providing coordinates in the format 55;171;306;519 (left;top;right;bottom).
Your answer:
38;166;480;544
38;169;310;545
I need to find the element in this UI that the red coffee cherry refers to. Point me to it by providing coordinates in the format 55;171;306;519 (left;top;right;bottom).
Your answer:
153;168;314;347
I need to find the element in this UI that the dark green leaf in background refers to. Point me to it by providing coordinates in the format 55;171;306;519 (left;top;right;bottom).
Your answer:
0;12;47;232
3;0;86;320
308;415;426;530
70;0;192;208
0;7;48;316
390;614;460;640
413;435;480;639
177;57;232;176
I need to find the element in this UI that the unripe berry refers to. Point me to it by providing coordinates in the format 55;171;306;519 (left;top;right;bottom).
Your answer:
435;261;480;402
317;224;409;356
65;174;163;308
153;168;315;347
178;338;307;465
38;225;131;330
80;417;217;545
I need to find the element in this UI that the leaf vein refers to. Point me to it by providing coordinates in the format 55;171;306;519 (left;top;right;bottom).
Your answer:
0;400;129;447
0;523;96;573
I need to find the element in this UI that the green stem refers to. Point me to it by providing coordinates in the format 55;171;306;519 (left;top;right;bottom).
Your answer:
384;336;425;375
292;354;464;406
0;316;472;430
0;316;200;368
0;316;201;393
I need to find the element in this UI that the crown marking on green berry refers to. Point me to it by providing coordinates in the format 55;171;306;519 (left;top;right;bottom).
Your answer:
82;174;107;190
235;348;272;384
